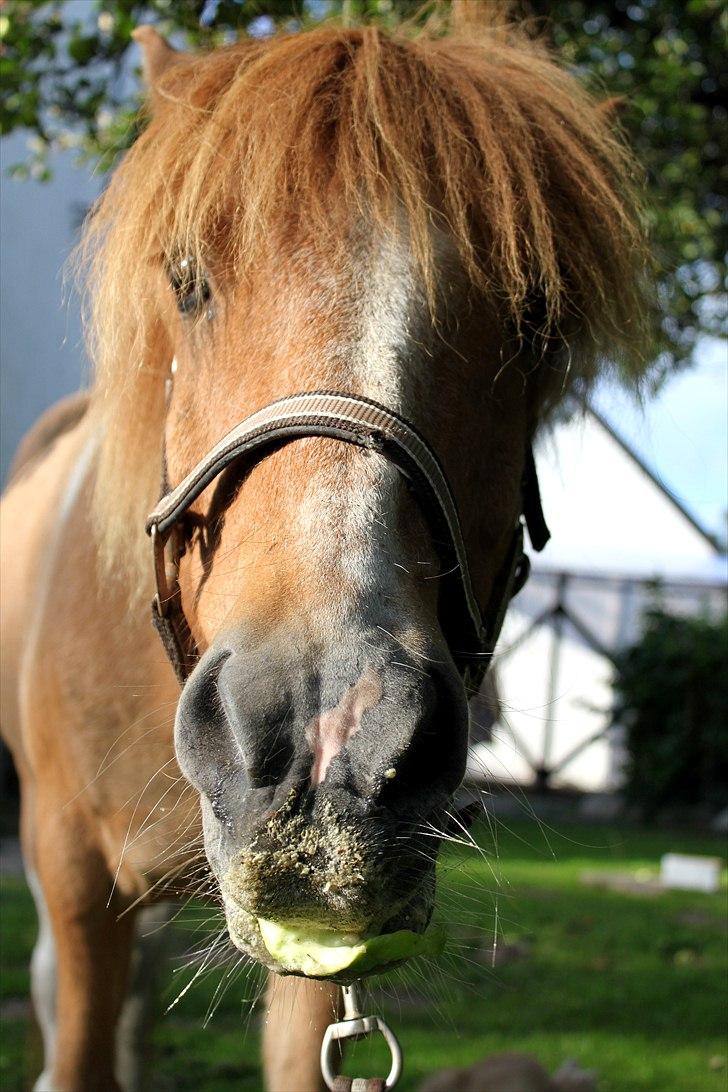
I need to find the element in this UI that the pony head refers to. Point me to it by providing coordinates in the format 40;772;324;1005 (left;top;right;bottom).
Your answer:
83;12;652;975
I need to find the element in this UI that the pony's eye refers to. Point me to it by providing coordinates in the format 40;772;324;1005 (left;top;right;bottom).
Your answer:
167;256;212;317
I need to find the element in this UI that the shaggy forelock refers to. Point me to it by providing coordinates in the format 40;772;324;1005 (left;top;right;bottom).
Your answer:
81;10;654;589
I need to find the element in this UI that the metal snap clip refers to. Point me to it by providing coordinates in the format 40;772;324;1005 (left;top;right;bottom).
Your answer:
321;982;403;1091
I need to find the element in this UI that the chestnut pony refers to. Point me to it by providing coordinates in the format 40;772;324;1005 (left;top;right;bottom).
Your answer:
0;9;651;1091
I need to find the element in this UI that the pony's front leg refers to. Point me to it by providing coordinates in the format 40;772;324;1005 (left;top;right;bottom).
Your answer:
35;804;136;1092
263;973;341;1092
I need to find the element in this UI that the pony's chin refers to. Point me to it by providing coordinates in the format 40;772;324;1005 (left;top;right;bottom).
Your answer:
255;917;446;981
220;888;437;981
220;894;272;968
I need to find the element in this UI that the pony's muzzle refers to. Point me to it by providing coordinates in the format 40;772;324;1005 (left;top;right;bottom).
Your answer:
174;624;469;966
175;626;468;824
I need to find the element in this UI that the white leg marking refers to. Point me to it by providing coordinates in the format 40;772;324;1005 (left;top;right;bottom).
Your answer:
26;867;57;1092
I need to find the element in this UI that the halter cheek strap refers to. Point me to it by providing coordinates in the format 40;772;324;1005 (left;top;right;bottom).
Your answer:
146;391;549;686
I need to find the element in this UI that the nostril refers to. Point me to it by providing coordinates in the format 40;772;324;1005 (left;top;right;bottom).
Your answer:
175;647;231;765
216;652;297;789
174;646;243;806
372;662;468;807
313;649;469;810
244;709;297;788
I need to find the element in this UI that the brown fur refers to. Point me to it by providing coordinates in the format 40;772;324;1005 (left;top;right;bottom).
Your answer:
1;418;187;1089
80;11;653;587
5;390;89;486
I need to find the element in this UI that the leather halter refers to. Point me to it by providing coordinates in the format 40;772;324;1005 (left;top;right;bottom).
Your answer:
146;391;549;687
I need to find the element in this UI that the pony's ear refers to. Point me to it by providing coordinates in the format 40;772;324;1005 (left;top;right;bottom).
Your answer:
132;26;182;89
597;96;628;122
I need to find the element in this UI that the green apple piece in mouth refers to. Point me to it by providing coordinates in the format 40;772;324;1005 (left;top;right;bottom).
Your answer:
258;918;446;978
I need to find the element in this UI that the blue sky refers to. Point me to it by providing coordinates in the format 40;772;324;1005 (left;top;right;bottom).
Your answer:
594;336;727;544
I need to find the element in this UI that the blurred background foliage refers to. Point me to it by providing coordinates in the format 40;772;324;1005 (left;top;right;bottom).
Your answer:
1;0;726;372
614;607;728;820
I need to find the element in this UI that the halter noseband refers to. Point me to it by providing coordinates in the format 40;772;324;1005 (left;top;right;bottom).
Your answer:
146;391;549;687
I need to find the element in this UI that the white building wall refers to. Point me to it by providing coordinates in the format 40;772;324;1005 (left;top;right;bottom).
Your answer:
471;413;726;794
535;411;719;575
0;135;98;481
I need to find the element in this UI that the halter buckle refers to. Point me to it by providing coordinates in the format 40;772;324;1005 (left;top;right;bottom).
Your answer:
150;524;171;616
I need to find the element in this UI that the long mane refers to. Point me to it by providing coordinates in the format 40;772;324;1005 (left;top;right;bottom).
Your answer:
82;9;653;591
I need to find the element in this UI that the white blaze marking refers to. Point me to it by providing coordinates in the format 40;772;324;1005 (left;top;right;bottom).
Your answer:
297;230;434;602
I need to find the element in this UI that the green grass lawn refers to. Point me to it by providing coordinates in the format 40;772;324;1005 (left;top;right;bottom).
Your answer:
1;814;726;1091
